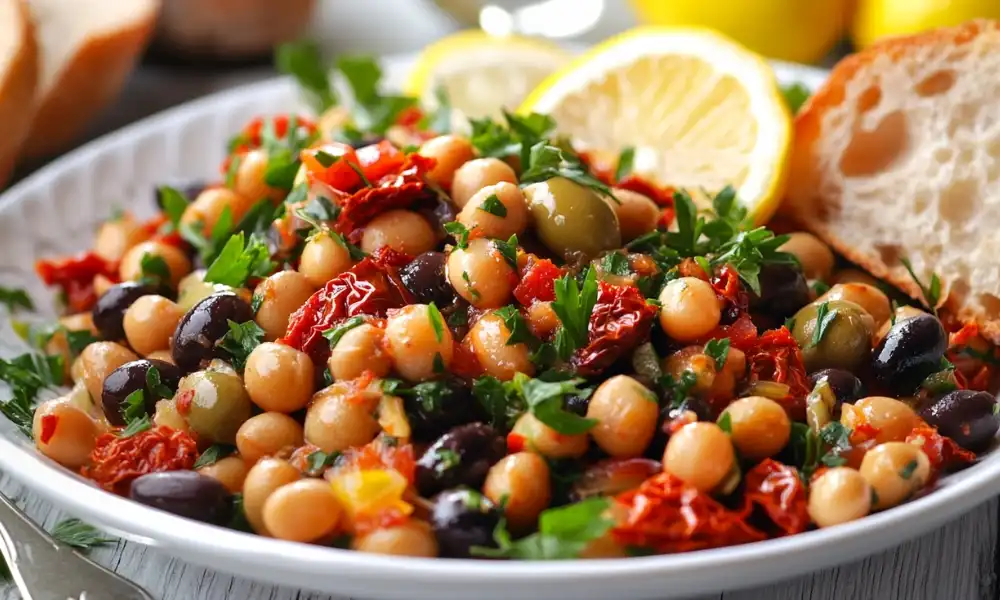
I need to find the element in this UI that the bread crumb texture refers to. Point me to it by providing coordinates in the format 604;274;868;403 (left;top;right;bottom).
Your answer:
784;20;1000;342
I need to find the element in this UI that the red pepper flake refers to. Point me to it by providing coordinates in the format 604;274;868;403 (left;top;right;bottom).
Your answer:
35;252;120;313
514;258;565;306
39;414;59;444
571;282;659;376
280;247;413;363
613;472;765;553
336;154;437;236
175;389;194;416
83;426;198;493
506;432;526;454
744;327;810;420
741;459;809;536
905;425;976;479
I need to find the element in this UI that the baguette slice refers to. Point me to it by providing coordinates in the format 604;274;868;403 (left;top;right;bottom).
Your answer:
0;0;38;186
21;0;159;159
784;19;1000;342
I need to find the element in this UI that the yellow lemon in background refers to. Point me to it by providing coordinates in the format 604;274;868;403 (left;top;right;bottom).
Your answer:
628;0;851;64
853;0;1000;48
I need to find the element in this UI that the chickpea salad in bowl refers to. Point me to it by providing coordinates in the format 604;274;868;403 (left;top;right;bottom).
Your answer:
1;43;998;564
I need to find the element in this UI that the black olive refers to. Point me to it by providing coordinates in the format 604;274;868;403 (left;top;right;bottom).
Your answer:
808;368;865;404
172;292;253;372
101;359;182;425
399;252;455;306
416;195;458;241
873;314;948;395
402;378;482;443
130;471;232;525
646;397;712;459
92;282;165;340
431;488;500;558
920;390;999;452
748;263;811;323
415;423;506;497
563;394;590;417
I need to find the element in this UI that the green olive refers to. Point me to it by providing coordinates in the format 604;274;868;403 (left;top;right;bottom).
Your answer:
177;367;253;444
791;300;875;373
177;270;243;313
523;177;621;261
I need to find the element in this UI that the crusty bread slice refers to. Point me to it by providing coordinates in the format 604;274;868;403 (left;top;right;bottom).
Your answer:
0;0;38;186
20;0;158;159
784;19;1000;342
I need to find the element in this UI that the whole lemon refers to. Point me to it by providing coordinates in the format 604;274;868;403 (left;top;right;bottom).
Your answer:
853;0;1000;48
628;0;851;64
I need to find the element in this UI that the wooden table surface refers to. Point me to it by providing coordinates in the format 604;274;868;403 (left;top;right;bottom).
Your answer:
2;2;999;598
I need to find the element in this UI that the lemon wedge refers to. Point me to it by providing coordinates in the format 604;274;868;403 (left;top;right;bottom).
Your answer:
405;30;569;121
519;27;793;224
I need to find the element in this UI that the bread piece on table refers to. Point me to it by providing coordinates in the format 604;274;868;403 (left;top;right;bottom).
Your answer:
20;0;159;159
784;20;1000;342
0;0;38;186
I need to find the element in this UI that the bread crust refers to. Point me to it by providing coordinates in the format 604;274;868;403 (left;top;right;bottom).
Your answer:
21;2;158;159
0;0;38;186
785;19;1000;343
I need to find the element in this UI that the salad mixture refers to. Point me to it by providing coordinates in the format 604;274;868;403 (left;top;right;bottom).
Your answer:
1;44;998;561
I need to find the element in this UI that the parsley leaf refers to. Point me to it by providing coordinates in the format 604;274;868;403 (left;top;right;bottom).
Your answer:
0;286;33;312
275;40;337;112
600;252;631;277
703;338;731;370
336;55;417;135
479;194;507;217
472;375;525;432
138;253;171;287
323;316;365;347
657;371;698;409
157;186;189;232
306;449;341;476
472;497;614;559
551;266;598;354
193;444;235;469
443;221;471;249
781;82;811;115
494;305;537;347
216;320;266;370
615;147;635;181
810;302;838;348
493;234;518;269
517;373;596;435
427;302;446;343
519;142;615;201
49;518;115;550
204;231;274;288
900;257;941;315
119;389;151;438
718;411;732;433
145;366;175;401
419;85;452;134
899;459;919;480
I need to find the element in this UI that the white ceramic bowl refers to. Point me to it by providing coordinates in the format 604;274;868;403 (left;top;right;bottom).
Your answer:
0;56;994;600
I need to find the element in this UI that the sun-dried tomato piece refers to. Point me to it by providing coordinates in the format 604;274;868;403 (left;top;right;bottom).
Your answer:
745;327;810;420
572;282;658;376
906;425;976;480
741;459;809;536
280;247;413;363
84;426;198;493
514;257;564;306
335;154;437;236
613;472;765;553
39;414;58;444
35;251;120;313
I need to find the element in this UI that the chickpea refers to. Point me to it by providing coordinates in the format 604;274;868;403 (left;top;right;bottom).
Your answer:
780;232;835;281
352;520;438;557
663;346;717;394
244;342;315;413
79;342;138;405
818;283;891;328
94;213;151;262
234;149;283;203
419;135;476;189
254;270;316;340
587;375;659;458
262;479;344;543
451;158;518;208
831;268;881;288
304;383;380;453
32;398;101;468
242;458;301;534
526;300;560;339
663;423;735;493
808;467;872;528
457;182;529;240
447;238;515;309
153;398;189;432
875;305;927;345
384;304;454;382
841;396;919;444
721;396;791;460
609;188;660;242
328;323;393;381
511;412;588;459
468;312;534;381
483;452;551;531
181;187;254;235
197;455;249;493
93;274;115;298
360;210;437;256
45;313;98;383
298;232;352;288
710;347;747;400
123;295;183;356
859;442;931;510
119;241;192;287
236;412;305;464
658;277;722;342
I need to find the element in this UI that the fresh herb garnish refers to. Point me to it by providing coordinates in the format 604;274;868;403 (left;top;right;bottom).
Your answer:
432;448;462;474
0;286;33;313
469;111;555;167
119;389;151;438
519;142;616;202
145;366;175;401
433;352;446;374
306;449;341;475
479;194;508;217
157;186;189;232
0;352;64;437
461;271;480;300
657;371;698;409
447;304;469;329
791;421;853;477
781;82;811;115
193;444;235;469
275;40;337;112
900;257;941;315
472;375;523;431
419;85;452;134
899;459;919;480
615;147;635;181
516;373;596;435
49;518;115;550
427;303;446;343
704;338;731;370
471;497;614;559
216;320;266;370
493;234;519;269
323;316;366;347
494;305;537;347
225;155;243;189
810;302;838;348
336;55;417;135
138;253;171;286
601;252;631;277
443;221;471;249
551;266;598;356
717;412;732;433
203;231;274;288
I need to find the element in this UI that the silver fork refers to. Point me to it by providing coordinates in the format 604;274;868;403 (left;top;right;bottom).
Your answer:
0;493;155;600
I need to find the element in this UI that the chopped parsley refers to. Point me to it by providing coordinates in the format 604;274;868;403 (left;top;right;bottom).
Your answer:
809;302;838;348
461;271;480;300
216;320;266;371
551;266;598;357
138;253;171;287
781;82;811;114
717;411;732;434
494;305;536;347
145;366;175;401
336;55;417;135
157;186;188;232
427;302;446;343
479;194;508;217
899;459;919;480
515;373;596;435
493;234;518;269
323;316;366;347
419;85;452;134
900;257;941;315
447;304;469;329
275;40;337;112
192;444;235;469
0;286;33;313
657;371;699;409
704;338;731;370
443;221;471;249
49;518;115;550
119;389;151;438
519;142;615;202
471;497;614;560
432;448;462;474
306;449;342;475
600;252;631;277
469;111;555;167
203;231;274;288
615;147;635;181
